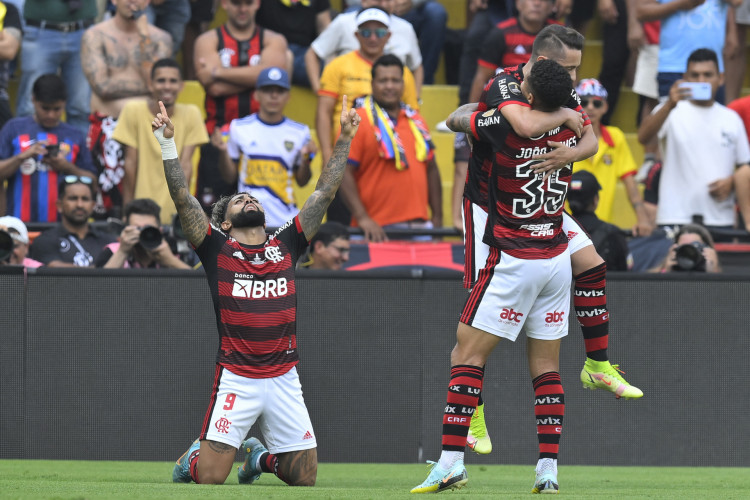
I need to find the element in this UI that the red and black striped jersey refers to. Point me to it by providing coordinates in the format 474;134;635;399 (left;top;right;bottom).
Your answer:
464;63;589;212
195;216;309;378
205;25;263;135
471;107;575;259
477;18;560;72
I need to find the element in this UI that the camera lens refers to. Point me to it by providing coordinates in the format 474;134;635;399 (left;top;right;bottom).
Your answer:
0;229;13;262
138;226;163;250
674;241;707;271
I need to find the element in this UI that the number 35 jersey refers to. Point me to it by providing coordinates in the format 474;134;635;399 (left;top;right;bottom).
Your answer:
470;107;576;259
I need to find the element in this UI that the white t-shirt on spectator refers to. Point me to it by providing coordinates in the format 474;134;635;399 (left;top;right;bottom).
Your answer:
310;11;422;71
656;100;750;226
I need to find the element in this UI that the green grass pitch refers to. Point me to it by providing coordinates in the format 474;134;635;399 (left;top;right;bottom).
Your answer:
1;461;748;499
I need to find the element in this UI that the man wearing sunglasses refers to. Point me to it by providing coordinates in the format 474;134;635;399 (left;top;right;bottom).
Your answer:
0;74;96;223
572;78;653;237
29;176;116;267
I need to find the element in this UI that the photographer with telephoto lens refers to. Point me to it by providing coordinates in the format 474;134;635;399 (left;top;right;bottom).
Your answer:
660;224;721;273
94;198;190;269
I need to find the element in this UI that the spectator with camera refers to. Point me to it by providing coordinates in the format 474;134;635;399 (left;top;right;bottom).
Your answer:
95;198;190;269
0;215;42;267
659;223;721;273
0;74;96;223
638;48;750;239
29;176;116;267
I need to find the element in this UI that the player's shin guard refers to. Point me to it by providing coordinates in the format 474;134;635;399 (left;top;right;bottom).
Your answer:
533;372;564;460
442;365;483;453
574;263;609;362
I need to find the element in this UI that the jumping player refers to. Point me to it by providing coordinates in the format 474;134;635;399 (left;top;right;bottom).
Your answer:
459;24;643;458
156;96;360;486
412;59;577;495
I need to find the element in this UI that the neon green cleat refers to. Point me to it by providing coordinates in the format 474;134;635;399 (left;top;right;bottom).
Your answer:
580;359;643;399
410;461;468;493
466;403;492;454
531;458;559;494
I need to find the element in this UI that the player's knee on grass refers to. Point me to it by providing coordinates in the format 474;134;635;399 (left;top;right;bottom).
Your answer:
278;448;318;486
197;440;236;484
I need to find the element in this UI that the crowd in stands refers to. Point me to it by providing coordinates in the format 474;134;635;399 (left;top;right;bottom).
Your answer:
0;0;749;274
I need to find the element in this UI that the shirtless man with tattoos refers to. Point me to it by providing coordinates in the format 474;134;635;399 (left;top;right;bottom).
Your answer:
80;0;172;218
155;96;360;486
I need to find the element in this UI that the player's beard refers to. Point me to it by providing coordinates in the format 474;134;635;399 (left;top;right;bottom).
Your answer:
231;209;266;228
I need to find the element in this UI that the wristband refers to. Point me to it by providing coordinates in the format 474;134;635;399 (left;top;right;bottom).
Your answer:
154;125;177;160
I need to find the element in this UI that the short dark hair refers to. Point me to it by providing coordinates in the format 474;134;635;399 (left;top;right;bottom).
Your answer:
531;24;584;61
58;177;95;198
687;48;719;71
124;198;162;224
32;74;67;103
311;222;350;248
526;59;572;112
372;54;403;80
211;192;252;227
151;58;182;80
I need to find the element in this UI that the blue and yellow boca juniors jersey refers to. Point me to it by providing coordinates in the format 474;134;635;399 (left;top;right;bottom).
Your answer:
226;114;311;227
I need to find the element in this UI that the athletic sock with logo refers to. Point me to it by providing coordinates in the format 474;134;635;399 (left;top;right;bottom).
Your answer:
574;262;609;362
188;449;201;483
533;372;564;459
258;451;285;482
438;364;483;469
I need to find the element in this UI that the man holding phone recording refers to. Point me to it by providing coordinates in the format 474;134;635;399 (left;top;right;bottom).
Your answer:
638;48;750;237
0;74;96;223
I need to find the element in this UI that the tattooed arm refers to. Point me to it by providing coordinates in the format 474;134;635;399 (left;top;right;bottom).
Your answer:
298;95;361;241
151;101;208;248
135;18;173;87
446;103;479;134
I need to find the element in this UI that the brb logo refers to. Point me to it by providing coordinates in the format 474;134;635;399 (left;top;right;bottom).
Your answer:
545;311;565;324
499;307;524;324
232;277;288;298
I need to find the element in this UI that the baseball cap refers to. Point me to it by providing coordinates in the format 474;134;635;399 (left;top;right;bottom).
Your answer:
568;171;601;206
0;216;29;244
575;78;608;99
356;7;390;28
256;67;290;90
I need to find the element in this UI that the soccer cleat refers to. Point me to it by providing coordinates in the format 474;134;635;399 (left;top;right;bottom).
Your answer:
466;403;492;454
172;439;200;483
237;437;267;485
410;460;468;493
580;359;643;399
531;458;559;494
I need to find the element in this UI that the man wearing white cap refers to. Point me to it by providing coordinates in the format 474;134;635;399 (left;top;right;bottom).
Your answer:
0;215;42;267
316;6;419;222
214;67;316;228
306;0;423;93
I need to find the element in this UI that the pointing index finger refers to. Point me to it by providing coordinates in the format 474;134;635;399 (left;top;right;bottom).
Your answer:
159;100;169;119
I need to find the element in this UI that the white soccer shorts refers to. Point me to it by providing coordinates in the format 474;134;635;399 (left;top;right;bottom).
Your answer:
460;246;572;341
462;200;592;288
202;366;317;454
